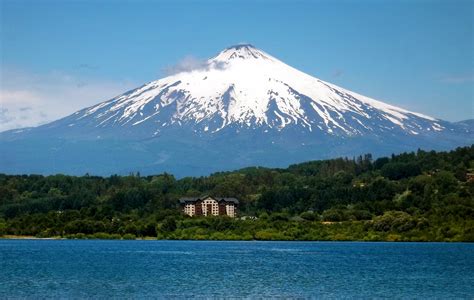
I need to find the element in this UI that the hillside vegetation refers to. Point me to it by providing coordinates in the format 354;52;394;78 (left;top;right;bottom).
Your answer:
0;146;473;241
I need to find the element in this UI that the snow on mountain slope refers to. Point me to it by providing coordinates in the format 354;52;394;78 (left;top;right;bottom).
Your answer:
65;44;444;137
1;44;471;177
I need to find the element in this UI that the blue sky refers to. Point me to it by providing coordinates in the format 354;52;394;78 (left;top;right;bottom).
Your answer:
0;0;473;130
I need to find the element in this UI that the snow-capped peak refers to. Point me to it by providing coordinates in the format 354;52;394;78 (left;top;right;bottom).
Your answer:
70;44;444;137
211;44;274;62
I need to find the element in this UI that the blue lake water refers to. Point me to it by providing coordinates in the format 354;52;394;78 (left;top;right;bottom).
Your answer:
0;240;473;298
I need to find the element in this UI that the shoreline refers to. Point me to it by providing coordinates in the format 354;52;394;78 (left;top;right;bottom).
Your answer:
1;235;64;240
1;235;471;243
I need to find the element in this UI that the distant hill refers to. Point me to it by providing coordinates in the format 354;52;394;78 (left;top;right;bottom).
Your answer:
456;119;474;128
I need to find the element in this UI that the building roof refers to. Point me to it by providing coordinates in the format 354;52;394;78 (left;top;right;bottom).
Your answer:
179;195;239;204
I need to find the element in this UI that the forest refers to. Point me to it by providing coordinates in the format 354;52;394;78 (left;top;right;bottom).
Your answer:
0;145;473;242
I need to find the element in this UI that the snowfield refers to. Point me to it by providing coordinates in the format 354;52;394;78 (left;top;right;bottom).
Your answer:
73;44;441;137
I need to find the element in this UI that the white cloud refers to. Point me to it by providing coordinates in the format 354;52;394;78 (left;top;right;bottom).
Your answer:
162;55;227;76
0;67;137;132
162;56;207;75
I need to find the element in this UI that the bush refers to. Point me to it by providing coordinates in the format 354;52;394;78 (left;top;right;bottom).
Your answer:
373;211;416;232
207;216;233;231
140;222;157;237
300;211;319;221
91;232;121;239
254;229;288;240
322;209;348;222
67;233;86;239
350;210;372;221
122;233;136;240
0;218;6;236
159;216;177;233
269;213;289;222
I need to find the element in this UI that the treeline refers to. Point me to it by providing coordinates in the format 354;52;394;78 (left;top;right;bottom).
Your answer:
0;146;473;241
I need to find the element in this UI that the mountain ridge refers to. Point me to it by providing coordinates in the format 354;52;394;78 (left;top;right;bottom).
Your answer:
0;45;472;176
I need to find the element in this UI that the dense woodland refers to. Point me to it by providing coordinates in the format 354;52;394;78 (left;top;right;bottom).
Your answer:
0;145;473;242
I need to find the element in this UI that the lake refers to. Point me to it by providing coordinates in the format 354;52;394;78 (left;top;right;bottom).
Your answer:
0;240;473;298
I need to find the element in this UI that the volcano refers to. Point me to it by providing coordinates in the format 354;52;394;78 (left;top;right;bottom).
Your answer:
1;44;472;176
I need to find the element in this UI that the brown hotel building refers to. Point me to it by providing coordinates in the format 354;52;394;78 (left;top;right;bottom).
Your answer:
179;195;238;218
